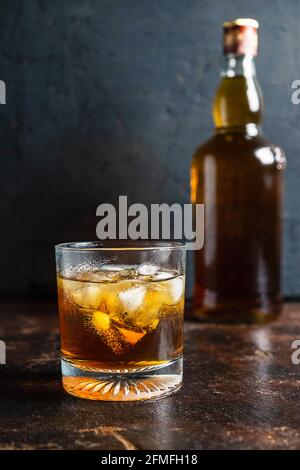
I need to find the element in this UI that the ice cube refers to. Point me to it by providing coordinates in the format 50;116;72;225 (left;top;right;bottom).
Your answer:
102;290;123;317
168;276;184;304
101;264;134;272
73;263;98;280
135;290;166;330
155;271;173;280
98;265;136;282
71;283;103;309
137;264;158;276
58;277;78;293
119;285;147;313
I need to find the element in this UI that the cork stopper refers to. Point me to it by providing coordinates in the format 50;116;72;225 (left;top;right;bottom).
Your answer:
223;18;259;56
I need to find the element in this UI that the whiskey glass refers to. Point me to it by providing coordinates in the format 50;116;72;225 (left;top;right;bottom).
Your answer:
55;241;185;401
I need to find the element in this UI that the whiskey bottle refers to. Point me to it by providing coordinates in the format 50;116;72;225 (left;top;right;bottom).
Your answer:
190;19;286;323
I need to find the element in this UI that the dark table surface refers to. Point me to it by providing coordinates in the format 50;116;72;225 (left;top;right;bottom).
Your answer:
0;301;300;450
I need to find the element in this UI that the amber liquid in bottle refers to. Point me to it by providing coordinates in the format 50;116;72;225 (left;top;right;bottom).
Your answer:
191;54;286;323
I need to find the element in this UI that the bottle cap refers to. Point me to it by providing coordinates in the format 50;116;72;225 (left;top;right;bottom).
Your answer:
223;18;259;56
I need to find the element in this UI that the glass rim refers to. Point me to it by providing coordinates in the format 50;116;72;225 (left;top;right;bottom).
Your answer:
55;240;186;252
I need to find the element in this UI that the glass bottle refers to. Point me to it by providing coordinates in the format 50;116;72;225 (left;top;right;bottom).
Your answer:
191;19;286;323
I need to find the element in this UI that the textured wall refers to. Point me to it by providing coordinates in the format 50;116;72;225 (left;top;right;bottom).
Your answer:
0;0;299;298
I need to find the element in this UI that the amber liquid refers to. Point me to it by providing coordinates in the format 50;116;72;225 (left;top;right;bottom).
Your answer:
191;65;285;323
57;268;184;370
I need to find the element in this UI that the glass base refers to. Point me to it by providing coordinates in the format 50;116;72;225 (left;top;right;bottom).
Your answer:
61;357;182;401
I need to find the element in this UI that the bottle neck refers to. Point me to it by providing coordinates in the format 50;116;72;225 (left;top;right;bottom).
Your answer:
221;54;256;78
213;54;263;132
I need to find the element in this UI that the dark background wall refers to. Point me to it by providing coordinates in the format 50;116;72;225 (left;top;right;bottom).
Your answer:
1;0;300;298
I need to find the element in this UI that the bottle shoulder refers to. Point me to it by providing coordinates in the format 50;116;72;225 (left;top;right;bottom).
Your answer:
192;132;286;170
